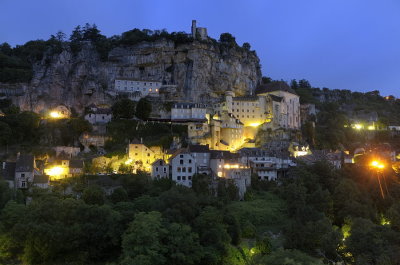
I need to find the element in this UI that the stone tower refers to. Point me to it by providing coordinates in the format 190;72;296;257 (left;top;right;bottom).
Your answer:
225;91;235;113
191;20;197;39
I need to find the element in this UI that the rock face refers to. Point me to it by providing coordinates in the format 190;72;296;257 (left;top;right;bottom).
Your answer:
5;39;261;114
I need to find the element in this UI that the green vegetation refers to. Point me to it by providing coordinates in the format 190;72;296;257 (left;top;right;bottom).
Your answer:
1;159;400;264
111;98;137;119
105;119;186;152
1;24;256;85
135;97;152;120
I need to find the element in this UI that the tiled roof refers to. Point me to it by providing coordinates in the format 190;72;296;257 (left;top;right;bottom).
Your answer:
173;102;207;108
115;78;161;82
210;150;240;159
256;81;297;95
233;96;258;102
15;155;34;172
0;162;16;181
188;144;210;153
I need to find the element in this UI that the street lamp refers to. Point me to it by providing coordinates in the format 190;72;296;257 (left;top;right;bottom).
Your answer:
370;160;387;199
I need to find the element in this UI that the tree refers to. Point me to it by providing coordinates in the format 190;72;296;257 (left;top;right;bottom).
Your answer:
0;121;12;146
121;211;167;265
111;98;136;119
291;79;299;90
135;98;152;120
82;185;105;205
164;223;203;265
194;207;231;264
298;79;311;88
109;187;129;204
70;25;83;42
261;76;272;84
0;42;12;55
219;33;236;45
259;249;324;265
242;42;251;50
192;174;212;195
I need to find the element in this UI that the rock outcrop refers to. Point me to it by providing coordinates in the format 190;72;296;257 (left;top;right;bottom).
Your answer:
4;39;261;114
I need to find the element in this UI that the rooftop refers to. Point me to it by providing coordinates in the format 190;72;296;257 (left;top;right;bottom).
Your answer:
256;81;297;95
16;155;34;172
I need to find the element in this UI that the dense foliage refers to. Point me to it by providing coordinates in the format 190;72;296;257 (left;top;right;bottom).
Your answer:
1;160;400;264
0;24;256;84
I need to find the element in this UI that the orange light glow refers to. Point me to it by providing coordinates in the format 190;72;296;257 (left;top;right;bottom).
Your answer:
370;160;385;169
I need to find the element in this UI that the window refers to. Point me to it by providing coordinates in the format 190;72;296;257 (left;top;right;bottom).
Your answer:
188;176;192;180
177;167;181;172
189;159;192;163
163;168;167;172
180;155;183;158
182;167;186;172
182;176;186;180
177;176;181;180
21;181;26;188
156;167;159;172
21;173;25;178
188;167;192;173
180;160;183;165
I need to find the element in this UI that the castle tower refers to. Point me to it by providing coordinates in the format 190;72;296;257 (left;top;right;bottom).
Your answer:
225;91;235;113
191;20;197;39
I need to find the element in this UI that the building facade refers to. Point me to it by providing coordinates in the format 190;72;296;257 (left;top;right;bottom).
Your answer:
85;104;112;125
171;103;207;121
114;79;162;100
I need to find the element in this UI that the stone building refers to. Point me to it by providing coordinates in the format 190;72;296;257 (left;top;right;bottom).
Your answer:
151;159;170;179
127;139;167;172
171;103;207;122
114;79;162;100
15;154;36;189
84;104;112;125
191;20;208;40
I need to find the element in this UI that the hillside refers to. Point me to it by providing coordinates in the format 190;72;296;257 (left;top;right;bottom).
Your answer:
0;24;261;114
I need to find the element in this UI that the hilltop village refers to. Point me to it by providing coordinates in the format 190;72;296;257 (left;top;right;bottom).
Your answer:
2;20;400;265
1;21;400;199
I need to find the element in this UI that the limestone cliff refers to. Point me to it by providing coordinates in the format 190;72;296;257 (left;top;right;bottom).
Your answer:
5;39;261;114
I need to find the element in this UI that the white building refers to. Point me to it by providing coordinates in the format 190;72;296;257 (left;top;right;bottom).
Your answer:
151;159;170;179
114;79;162;100
84;104;112;125
171;103;207;121
169;151;196;187
256;81;301;130
15;154;35;189
209;150;251;199
215;82;300;131
238;147;295;180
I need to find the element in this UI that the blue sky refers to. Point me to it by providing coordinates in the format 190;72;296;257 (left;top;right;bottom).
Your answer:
1;0;400;96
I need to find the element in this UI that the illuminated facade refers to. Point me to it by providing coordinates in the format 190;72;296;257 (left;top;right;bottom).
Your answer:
171;103;207;121
127;139;168;172
114;79;161;100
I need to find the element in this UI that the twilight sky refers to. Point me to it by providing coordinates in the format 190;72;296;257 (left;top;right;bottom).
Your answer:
1;0;400;96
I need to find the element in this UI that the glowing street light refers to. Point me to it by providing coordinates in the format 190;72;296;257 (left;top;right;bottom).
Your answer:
370;160;387;199
49;111;61;119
